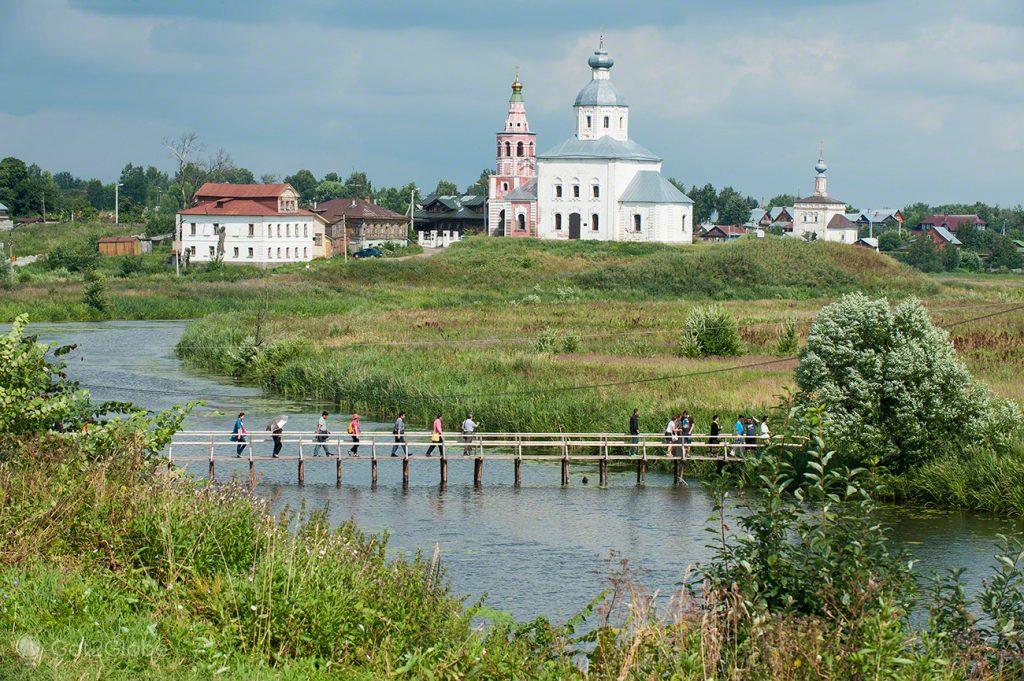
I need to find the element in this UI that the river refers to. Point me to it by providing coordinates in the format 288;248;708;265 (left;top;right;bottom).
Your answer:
18;320;1024;623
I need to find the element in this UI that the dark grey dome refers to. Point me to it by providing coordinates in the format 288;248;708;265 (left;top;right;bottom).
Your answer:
573;79;627;107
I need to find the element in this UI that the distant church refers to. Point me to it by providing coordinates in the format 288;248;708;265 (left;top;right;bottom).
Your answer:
488;39;694;244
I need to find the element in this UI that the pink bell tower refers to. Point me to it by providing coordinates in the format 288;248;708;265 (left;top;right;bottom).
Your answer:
488;70;538;237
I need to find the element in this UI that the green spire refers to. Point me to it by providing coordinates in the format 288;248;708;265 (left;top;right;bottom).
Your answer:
509;68;523;103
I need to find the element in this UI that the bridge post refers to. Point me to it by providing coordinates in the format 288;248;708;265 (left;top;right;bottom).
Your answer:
336;450;342;487
248;446;255;488
440;454;447;488
561;439;569;486
167;445;174;473
637;454;647;486
402;455;410;488
673;458;681;486
600;437;608;486
208;438;215;481
514;438;522;487
474;456;483;487
298;439;305;486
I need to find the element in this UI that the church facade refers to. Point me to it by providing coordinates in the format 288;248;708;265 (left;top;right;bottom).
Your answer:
790;153;858;243
487;40;694;244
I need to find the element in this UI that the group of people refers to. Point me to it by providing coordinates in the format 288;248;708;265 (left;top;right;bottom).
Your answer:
629;409;770;458
228;411;481;459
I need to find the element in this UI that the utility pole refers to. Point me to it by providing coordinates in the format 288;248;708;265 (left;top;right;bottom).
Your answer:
342;214;348;264
409;187;417;247
114;182;123;224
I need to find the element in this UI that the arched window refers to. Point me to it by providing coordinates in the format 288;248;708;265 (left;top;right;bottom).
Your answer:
529;141;534;154
592;184;600;198
585;115;592;128
304;247;308;257
303;225;308;237
505;141;511;157
603;116;610;128
555;213;563;230
268;248;272;258
633;214;642;232
555;184;563;198
592;213;599;231
267;225;272;237
516;141;524;157
682;215;687;232
502;182;508;191
572;184;580;198
517;213;526;231
619;116;624;127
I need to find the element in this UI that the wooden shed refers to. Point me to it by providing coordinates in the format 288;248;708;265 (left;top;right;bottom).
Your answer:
97;236;142;256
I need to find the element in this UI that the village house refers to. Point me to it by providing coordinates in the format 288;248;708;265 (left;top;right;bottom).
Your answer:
414;194;487;247
0;202;12;231
700;224;751;241
176;183;327;265
97;236;142;256
918;214;987;233
315;197;409;255
921;225;962;249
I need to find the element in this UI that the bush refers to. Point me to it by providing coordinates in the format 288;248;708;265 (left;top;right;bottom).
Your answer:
0;260;11;290
676;305;741;358
774;319;798;355
877;230;905;252
45;244;98;273
794;293;1004;471
116;255;144;278
960;250;984;272
82;269;107;314
941;245;961;271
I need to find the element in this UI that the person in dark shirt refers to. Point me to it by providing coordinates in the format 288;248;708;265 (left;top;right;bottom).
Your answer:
628;408;640;456
709;415;721;455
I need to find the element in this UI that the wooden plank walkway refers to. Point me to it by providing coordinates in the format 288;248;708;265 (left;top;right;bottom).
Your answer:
167;431;769;487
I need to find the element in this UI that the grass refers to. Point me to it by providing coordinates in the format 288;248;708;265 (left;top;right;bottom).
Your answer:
1;220;142;257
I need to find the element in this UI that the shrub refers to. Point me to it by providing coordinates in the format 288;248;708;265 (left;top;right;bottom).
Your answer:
877;230;905;252
116;255;144;278
46;244;98;272
941;244;961;271
960;250;984;272
534;328;581;353
774;319;798;355
82;269;107;314
794;293;1003;471
676;305;741;358
0;259;11;290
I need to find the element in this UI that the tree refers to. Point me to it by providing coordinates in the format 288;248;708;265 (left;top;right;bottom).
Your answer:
686;182;717;224
283;170;318;202
989;234;1024;269
164;132;202;208
341;172;372;199
941;244;961;271
375;182;417;215
313;180;346;203
433;179;458;196
902;234;941;272
119;163;148;205
960;250;983;272
877;230;905;252
465;169;493;196
718;193;754;225
794;294;994;471
259;173;279;184
767;194;796;208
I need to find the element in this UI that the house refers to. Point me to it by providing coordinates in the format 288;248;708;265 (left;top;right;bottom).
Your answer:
533;39;694;243
919;214;987;233
98;236;141;256
853;208;903;233
316;197;408;255
0;202;11;231
923;225;962;249
701;225;750;241
414;194;487;247
176;183;327;265
855;237;880;251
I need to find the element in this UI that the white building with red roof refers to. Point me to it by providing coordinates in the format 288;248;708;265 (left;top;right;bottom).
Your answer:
176;183;327;265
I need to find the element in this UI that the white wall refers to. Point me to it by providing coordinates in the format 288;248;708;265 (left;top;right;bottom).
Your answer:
575;106;629;141
179;214;321;264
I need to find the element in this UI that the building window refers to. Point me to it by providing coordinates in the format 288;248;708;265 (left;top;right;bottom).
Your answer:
555;213;562;230
619;116;624;127
303;225;308;237
248;247;254;258
277;247;281;258
592;184;600;198
213;223;219;232
189;223;196;236
248;223;254;237
276;225;281;237
633;214;642;232
555;184;563;198
517;213;526;231
603;116;609;128
682;215;687;232
233;247;239;258
189;245;196;256
209;246;215;256
585;115;592;128
286;247;291;258
505;141;511;156
304;247;308;258
573;185;580;198
502;182;508;191
516;141;524;157
268;225;273;237
592;213;599;231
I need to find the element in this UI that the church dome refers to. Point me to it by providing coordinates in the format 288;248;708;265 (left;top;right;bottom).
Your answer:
814;158;828;174
573;79;627;107
588;48;614;70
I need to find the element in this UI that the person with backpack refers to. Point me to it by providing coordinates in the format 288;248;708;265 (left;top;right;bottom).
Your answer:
390;412;408;457
461;412;478;456
347;413;361;457
732;414;745;456
628;408;640;457
424;413;445;458
680;411;693;456
231;412;248;458
312;411;332;457
664;414;679;458
270;424;283;459
744;417;757;449
709;415;721;455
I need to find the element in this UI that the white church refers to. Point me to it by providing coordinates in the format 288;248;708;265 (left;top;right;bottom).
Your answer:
488;39;694;244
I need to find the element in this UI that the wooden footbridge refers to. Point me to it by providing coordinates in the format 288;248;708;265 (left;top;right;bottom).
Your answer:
167;431;766;487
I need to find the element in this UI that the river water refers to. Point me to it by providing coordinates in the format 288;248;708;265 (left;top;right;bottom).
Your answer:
18;320;1024;622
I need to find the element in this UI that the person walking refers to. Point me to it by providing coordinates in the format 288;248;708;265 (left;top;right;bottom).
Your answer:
232;412;248;458
759;415;771;447
461;412;478;456
424;413;445;458
390;412;408;457
744;417;757;450
312;411;332;457
664;414;679;458
347;413;361;457
733;414;745;456
629;408;640;457
709;414;721;456
680;411;693;456
270;424;283;459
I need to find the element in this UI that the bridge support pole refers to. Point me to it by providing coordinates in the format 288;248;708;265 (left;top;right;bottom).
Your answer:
371;439;378;488
716;459;724;475
474;457;483;487
336;456;342;487
208;440;215;481
599;459;607;486
673;459;682;486
636;458;646;486
440;456;447;489
402;456;410;488
561;457;569;486
298;440;305;486
514;457;521;487
248;459;255;488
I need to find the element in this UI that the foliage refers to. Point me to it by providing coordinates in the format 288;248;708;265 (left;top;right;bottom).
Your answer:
535;328;581;354
433;179;459;195
775;319;798;355
794;293;1013;471
45;243;98;272
877;229;906;252
82;268;107;313
116;255;144;278
0;259;11;290
941;243;961;271
677;305;741;358
465;168;493;196
959;250;984;272
282;168;318;202
901;234;942;272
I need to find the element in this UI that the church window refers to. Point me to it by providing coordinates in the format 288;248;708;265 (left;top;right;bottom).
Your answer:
603;116;609;128
555;213;562;230
585;115;592;128
517;141;524;157
304;247;308;257
248;223;254;237
555;184;563;198
517;213;526;231
233;247;239;258
502;182;508;191
268;248;272;258
633;214;642;232
277;247;281;257
505;141;511;157
592;213;599;231
592;184;600;198
573;184;580;198
268;225;272;237
209;246;215;257
682;215;687;232
189;223;196;236
619;116;624;127
276;225;281;237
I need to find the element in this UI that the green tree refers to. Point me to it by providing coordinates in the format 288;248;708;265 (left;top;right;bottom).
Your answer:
677;305;741;358
941;244;961;271
766;194;796;208
119;163;148;205
687;182;717;224
794;294;995;471
83;269;107;314
959;250;983;272
283;169;318;202
465;169;493;196
313;180;346;203
718;193;755;225
989;234;1024;269
433;179;458;196
342;172;372;199
877;230;905;252
902;234;941;272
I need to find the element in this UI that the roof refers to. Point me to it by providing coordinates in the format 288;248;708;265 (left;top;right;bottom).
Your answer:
860;208;901;223
179;198;319;218
316;197;407;223
574;79;628;107
929;225;962;245
768;206;793;220
98;236;138;243
193;182;291;200
0;202;7;211
618;171;692;204
856;237;879;248
539;135;660;161
826;214;859;231
748;208;766;224
506;178;537;201
919;214;987;230
703;225;748;237
796;194;847;206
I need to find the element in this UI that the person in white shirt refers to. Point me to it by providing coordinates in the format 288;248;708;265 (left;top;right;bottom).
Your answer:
664;415;679;458
759;415;771;446
461;412;478;456
312;411;331;457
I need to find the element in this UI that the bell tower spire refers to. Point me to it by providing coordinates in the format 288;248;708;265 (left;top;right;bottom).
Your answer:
488;69;538;237
813;142;828;197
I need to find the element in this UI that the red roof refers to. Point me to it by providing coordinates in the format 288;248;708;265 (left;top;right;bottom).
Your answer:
702;225;748;237
97;236;138;243
179;198;318;217
919;214;987;231
315;197;407;223
193;182;292;200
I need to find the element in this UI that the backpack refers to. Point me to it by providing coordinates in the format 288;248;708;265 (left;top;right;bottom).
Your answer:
347;422;356;435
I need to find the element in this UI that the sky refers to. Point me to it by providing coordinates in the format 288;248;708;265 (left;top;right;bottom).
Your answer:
1;0;1022;207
